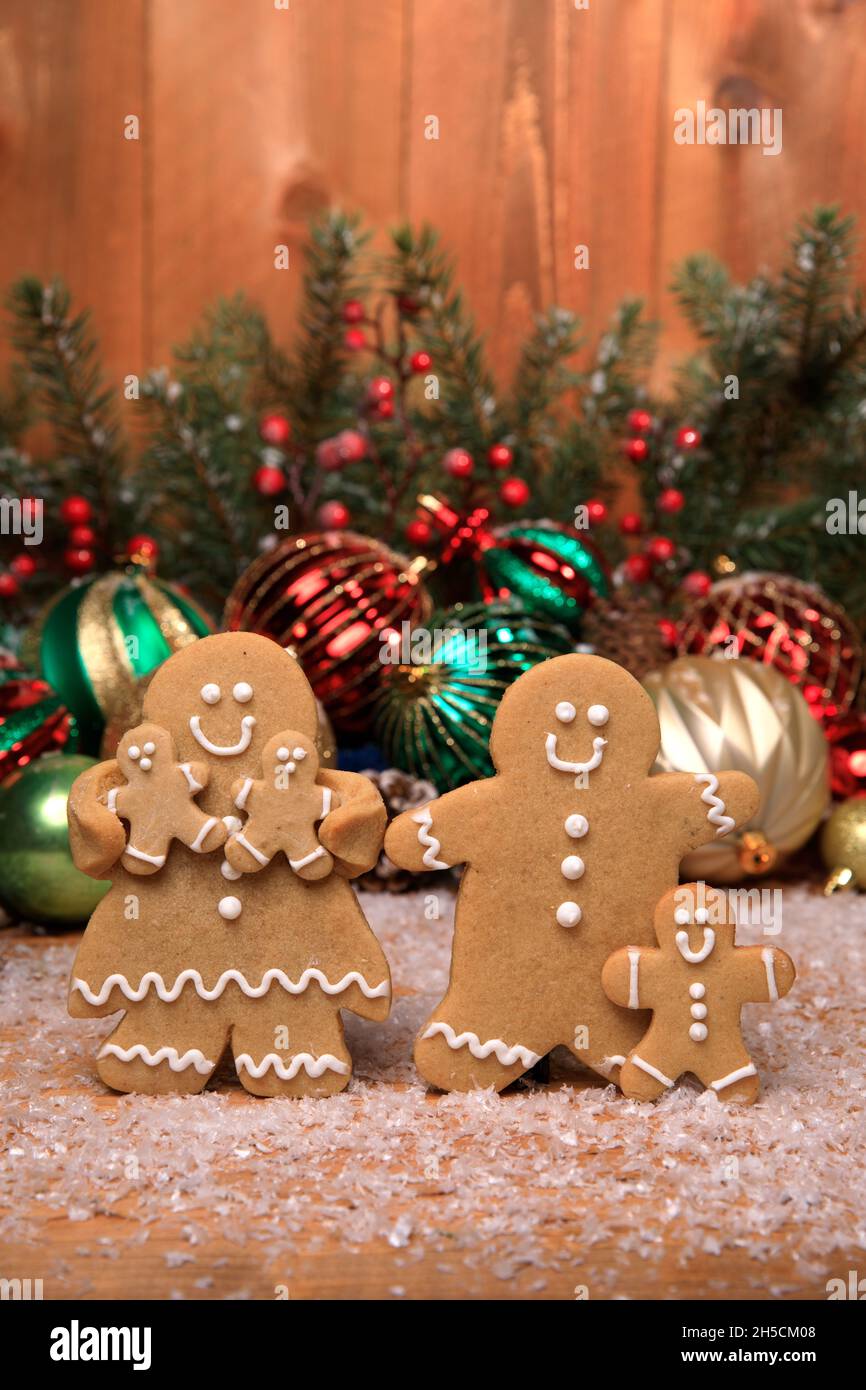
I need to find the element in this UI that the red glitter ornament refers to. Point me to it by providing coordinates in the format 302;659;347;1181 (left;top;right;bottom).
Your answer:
658;618;679;648
443;448;473;479
824;713;866;799
342;299;365;324
677;573;863;721
10;553;36;579
647;536;676;563
619;512;643;536
488;443;514;470
125;534;159;568
406;519;433;548
374;399;395;420
624;554;652;584
69;525;96;547
658;487;685;515
259;413;292;448
223;532;433;732
316;438;343;472
682;570;712;598
64;547;96;576
253;466;286;496
337;429;367;463
628;408;653;434
344;328;368;351
410;351;432;373
60;495;92;526
499;477;530;508
586;499;608;525
0;574;20;598
625;437;649;464
676;426;701;450
367;376;394;403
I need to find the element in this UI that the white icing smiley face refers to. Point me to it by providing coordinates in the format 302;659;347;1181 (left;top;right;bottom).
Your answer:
545;701;610;781
189;680;256;756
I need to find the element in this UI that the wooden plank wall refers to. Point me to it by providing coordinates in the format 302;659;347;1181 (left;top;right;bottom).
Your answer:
1;0;865;396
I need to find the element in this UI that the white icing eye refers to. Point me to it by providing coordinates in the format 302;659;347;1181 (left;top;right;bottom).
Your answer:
674;907;690;925
292;747;307;760
564;814;588;839
556;901;582;928
143;741;156;755
587;704;609;727
555;701;576;723
128;745;140;760
139;757;152;771
276;746;290;761
689;983;705;999
561;855;585;880
233;682;253;703
695;907;709;925
201;683;221;705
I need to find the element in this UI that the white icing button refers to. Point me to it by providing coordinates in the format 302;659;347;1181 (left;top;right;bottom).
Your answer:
276;746;290;761
587;704;609;727
222;815;242;834
565;814;588;839
689;983;706;999
695;907;709;925
690;1002;708;1020
128;745;140;760
689;1023;708;1042
555;701;576;723
139;757;152;771
561;855;585;880
292;747;307;760
556;901;582;928
143;741;156;755
674;908;690;925
201;683;221;704
221;860;241;882
233;682;253;703
218;895;242;920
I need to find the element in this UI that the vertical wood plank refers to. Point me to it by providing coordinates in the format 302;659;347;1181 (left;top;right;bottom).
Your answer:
0;0;145;388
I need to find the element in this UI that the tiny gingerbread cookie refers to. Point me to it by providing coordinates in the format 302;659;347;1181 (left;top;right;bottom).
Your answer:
225;732;338;881
385;652;759;1094
110;724;227;875
602;884;795;1105
67;632;390;1099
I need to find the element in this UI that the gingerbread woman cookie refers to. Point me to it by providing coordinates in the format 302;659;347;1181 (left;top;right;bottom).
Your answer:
385;653;759;1093
225;732;338;881
602;884;795;1104
109;724;227;875
67;632;390;1098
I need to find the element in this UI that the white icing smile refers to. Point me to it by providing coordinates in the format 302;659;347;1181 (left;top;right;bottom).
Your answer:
545;733;607;777
189;713;256;756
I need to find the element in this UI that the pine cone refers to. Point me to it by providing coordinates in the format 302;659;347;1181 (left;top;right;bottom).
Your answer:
583;594;674;682
358;767;446;893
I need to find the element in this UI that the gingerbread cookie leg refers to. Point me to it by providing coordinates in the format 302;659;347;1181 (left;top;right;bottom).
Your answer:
96;995;228;1096
230;988;352;1099
415;1004;549;1093
699;1050;761;1105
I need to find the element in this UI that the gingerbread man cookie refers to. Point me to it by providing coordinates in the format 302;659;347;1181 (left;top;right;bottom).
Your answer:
67;633;390;1099
602;884;795;1104
385;653;759;1094
225;732;338;881
109;724;227;875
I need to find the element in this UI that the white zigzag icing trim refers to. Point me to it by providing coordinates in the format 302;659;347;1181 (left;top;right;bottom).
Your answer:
695;772;735;837
411;807;449;870
73;967;389;1006
98;1042;215;1074
422;1021;539;1068
235;1052;349;1080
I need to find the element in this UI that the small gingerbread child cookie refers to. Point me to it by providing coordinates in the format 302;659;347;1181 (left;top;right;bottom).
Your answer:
225;732;338;881
109;724;227;875
602;883;795;1105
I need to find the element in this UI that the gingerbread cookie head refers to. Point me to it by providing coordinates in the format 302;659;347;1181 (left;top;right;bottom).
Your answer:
262;731;320;787
489;653;661;796
142;633;317;798
115;724;175;781
657;884;737;958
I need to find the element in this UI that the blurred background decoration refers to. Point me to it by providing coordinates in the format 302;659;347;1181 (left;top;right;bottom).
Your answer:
2;0;866;916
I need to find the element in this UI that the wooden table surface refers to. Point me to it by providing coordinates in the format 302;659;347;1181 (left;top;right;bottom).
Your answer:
2;885;864;1301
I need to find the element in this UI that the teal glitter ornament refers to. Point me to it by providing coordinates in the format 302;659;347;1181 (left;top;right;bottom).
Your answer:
479;522;610;631
374;600;572;790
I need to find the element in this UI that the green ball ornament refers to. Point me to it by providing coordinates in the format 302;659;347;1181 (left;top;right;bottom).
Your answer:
0;754;110;927
24;568;212;755
479;522;610;631
374;600;572;791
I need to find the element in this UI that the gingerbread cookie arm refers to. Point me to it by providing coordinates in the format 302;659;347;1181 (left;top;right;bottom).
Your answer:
385;781;491;874
602;947;662;1012
739;944;796;1003
317;769;386;877
649;770;759;850
67;760;127;878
